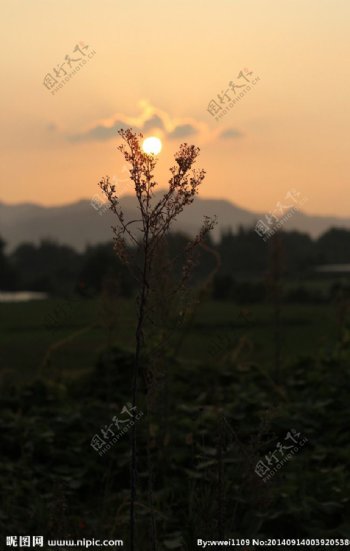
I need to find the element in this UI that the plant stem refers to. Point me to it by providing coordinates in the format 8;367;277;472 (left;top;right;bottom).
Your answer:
130;231;149;551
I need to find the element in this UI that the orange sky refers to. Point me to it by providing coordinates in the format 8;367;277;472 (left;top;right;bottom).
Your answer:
1;0;350;216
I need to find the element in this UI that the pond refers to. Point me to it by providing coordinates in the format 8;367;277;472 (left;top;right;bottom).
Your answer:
0;291;48;303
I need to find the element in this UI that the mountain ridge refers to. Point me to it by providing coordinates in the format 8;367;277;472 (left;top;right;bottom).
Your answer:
0;196;349;251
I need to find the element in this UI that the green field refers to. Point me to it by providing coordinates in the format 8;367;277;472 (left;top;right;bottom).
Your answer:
0;298;339;381
1;296;349;547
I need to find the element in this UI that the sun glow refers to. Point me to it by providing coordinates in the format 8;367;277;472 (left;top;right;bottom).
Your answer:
142;136;162;155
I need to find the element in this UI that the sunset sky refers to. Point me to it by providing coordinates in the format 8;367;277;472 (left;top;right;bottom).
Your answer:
1;0;349;216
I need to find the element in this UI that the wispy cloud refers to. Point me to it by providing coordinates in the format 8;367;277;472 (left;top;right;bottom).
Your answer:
168;124;197;139
67;100;242;144
219;128;244;139
142;114;165;132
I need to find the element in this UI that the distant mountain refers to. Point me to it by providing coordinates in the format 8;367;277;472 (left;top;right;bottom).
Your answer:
0;195;349;251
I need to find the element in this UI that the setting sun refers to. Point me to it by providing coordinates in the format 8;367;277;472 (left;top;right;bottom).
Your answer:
142;136;162;155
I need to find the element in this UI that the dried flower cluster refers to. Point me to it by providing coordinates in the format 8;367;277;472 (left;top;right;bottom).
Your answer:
99;129;214;269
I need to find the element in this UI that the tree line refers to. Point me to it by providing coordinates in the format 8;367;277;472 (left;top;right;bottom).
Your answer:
1;226;350;302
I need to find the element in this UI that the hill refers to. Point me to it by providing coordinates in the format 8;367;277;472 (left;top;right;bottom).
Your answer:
1;195;349;251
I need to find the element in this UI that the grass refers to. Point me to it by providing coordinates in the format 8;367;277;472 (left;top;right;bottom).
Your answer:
1;296;350;547
0;298;338;381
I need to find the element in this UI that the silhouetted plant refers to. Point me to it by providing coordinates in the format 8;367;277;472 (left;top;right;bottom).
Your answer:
266;232;285;384
99;128;215;550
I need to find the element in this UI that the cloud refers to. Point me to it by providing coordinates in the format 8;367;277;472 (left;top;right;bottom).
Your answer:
46;122;58;132
142;114;165;132
168;124;197;139
67;101;205;143
219;128;243;139
65;100;244;144
70;120;134;142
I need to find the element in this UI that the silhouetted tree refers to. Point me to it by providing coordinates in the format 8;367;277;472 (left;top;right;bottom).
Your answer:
11;240;81;294
0;237;17;290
